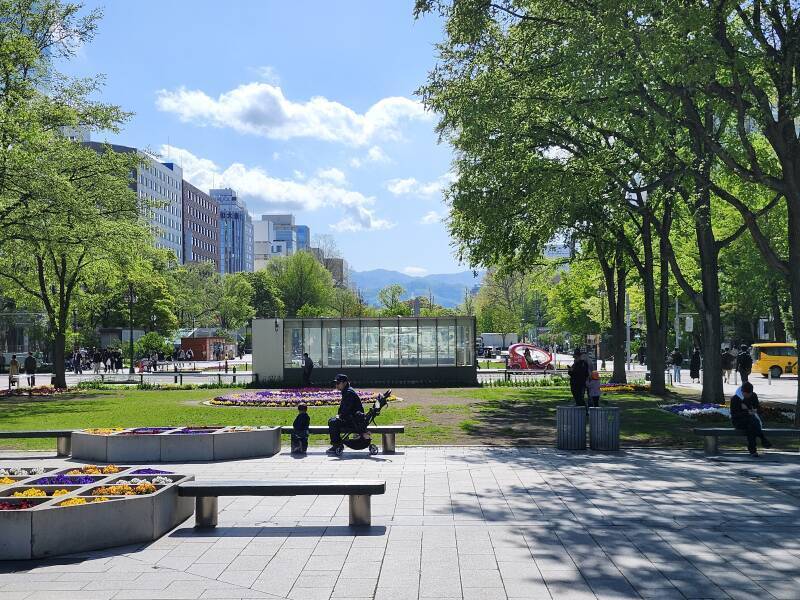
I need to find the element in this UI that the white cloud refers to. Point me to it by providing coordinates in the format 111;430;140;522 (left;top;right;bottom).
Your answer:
385;172;455;198
402;266;428;276
252;65;280;84
367;145;390;163
350;145;391;169
163;145;393;232
316;167;347;185
420;211;441;225
386;177;418;196
156;82;431;146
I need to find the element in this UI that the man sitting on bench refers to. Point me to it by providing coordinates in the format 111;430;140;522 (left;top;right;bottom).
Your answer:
731;382;772;457
327;374;364;455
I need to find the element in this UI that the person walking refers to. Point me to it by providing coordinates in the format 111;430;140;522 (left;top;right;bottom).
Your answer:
0;352;5;375
736;345;753;384
92;347;102;374
730;382;772;457
721;348;734;384
72;349;83;374
669;347;683;383
689;347;702;383
302;352;314;387
568;349;590;405
8;355;19;389
23;352;36;387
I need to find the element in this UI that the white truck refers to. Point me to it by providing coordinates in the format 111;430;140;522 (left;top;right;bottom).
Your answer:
478;332;519;351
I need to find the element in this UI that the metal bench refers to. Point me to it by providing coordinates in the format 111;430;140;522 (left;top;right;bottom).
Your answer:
0;430;74;456
177;479;386;527
279;425;404;453
693;427;800;455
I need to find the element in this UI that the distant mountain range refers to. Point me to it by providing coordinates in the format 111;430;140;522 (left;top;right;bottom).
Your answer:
350;269;483;308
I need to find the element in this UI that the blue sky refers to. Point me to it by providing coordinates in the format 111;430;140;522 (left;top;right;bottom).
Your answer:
59;1;461;275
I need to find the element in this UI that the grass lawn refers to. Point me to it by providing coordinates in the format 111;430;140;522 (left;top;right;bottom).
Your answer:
0;385;795;452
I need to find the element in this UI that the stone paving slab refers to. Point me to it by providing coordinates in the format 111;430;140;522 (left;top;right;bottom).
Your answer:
1;447;799;599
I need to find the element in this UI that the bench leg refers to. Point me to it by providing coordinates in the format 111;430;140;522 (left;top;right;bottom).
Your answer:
195;496;218;528
704;435;719;456
56;435;71;457
349;494;371;526
382;433;396;454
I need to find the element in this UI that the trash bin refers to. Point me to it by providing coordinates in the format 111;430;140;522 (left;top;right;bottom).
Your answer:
556;405;586;450
589;407;620;451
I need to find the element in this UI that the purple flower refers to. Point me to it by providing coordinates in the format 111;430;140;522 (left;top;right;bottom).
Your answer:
131;468;174;475
32;475;97;485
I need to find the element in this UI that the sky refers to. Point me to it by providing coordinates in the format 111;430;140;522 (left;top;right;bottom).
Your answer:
58;1;461;276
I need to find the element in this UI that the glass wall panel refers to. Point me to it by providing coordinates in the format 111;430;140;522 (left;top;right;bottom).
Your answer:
456;317;472;366
418;323;437;366
284;321;302;368
342;321;361;368
302;320;322;368
323;321;341;368
461;317;475;365
380;320;399;367
437;319;456;366
399;324;418;367
361;320;380;367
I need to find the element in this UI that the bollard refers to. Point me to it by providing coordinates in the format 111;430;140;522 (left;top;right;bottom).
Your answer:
179;374;183;385
232;366;237;384
768;369;772;385
224;360;228;373
174;374;178;384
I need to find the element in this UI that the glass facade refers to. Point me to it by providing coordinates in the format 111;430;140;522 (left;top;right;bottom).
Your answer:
282;317;475;369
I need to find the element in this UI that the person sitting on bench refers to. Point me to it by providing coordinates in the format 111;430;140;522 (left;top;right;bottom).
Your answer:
731;382;772;457
326;374;364;455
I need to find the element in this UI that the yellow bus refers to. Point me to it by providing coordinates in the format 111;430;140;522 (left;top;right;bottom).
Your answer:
751;343;797;378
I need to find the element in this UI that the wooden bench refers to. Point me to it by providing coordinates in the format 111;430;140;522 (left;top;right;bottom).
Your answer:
279;425;404;453
177;480;386;527
693;427;800;455
0;430;74;456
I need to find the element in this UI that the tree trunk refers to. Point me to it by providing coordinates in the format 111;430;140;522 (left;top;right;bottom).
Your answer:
786;202;800;425
692;189;725;404
610;255;627;383
769;279;787;342
52;331;66;388
640;215;668;394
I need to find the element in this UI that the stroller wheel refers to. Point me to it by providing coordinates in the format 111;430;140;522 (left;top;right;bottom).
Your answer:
335;445;344;457
369;444;379;455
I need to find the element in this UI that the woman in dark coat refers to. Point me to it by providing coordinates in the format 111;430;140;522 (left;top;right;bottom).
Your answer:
689;347;702;383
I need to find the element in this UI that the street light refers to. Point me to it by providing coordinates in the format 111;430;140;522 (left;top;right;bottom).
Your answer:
125;283;137;374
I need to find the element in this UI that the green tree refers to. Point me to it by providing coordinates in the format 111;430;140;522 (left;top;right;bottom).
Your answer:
218;273;255;330
267;250;335;317
242;270;284;318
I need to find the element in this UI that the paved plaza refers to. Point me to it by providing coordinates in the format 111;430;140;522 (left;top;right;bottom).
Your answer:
2;446;800;599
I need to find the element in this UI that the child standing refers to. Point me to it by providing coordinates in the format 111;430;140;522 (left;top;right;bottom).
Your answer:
586;371;601;408
291;403;310;454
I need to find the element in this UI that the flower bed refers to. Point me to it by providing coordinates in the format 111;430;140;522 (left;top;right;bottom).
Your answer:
58;496;110;507
0;386;66;398
122;427;176;435
0;467;46;477
210;388;399;407
662;402;730;421
66;465;121;475
0;500;35;510
84;428;125;435
92;482;156;496
599;383;651;393
33;475;98;486
131;468;173;475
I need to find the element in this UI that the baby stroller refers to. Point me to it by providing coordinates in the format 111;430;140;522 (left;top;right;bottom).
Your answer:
335;390;391;456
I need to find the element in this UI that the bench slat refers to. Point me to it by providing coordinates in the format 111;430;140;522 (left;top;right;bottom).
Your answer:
279;426;404;434
178;480;386;497
0;430;74;438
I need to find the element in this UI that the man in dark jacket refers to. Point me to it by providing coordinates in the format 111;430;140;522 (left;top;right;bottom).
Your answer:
736;345;753;384
731;382;772;456
568;349;590;405
23;352;37;387
302;353;314;386
327;374;364;454
669;347;683;383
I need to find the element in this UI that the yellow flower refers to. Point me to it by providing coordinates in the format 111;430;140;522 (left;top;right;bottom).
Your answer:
0;477;15;485
13;488;46;497
52;489;70;496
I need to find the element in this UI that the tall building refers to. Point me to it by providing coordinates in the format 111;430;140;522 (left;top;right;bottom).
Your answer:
212;188;254;273
295;225;310;251
261;214;297;254
86;142;184;262
181;179;220;270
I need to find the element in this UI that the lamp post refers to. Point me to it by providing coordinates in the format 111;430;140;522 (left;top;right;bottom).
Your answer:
125;283;137;374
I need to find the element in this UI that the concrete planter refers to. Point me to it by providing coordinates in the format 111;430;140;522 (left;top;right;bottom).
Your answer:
0;466;194;560
71;427;281;462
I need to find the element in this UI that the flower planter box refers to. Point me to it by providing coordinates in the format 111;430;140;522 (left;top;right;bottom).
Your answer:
0;466;194;560
71;427;281;462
